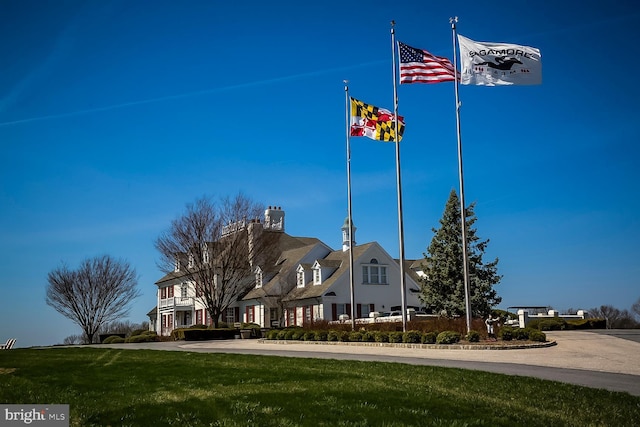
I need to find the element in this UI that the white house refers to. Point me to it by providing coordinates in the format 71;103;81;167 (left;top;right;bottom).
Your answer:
149;206;423;335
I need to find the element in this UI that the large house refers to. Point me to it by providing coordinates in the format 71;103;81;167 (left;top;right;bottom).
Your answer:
149;206;423;335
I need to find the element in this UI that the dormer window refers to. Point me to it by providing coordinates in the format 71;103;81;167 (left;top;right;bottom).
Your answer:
313;267;321;285
362;258;388;285
203;246;210;264
174;258;180;273
255;267;263;288
188;253;195;269
297;270;305;288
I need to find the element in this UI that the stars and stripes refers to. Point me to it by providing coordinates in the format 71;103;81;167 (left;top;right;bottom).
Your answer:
350;98;405;142
398;41;456;84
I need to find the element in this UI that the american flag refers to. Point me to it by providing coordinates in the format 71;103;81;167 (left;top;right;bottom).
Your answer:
398;41;456;84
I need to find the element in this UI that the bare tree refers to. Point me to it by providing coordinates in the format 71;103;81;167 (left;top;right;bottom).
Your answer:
155;193;278;328
589;305;640;329
46;255;140;344
632;298;640;320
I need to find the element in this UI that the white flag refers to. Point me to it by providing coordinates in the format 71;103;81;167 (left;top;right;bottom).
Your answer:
457;34;541;86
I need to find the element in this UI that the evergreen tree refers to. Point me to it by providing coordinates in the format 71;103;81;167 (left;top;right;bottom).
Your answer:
420;190;502;317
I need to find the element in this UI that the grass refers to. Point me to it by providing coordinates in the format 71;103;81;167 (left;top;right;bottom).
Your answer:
1;347;639;426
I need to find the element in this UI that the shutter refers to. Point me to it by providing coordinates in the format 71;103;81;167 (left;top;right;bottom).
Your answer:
332;303;337;321
234;307;240;323
346;304;351;318
357;304;362;319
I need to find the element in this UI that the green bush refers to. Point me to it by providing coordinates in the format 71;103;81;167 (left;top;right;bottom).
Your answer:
338;331;350;342
266;329;280;340
349;331;363;342
129;328;148;337
466;330;480;342
125;334;158;343
183;328;235;341
566;318;606;329
513;328;530;340
314;330;328;341
327;330;340;342
528;330;546;342
171;328;191;341
285;329;302;340
190;324;208;329
421;332;438;344
374;331;389;343
388;332;403;343
499;326;513;341
402;330;422;344
277;329;288;340
436;331;461;344
102;335;125;344
535;318;568;331
303;331;316;341
361;331;376;342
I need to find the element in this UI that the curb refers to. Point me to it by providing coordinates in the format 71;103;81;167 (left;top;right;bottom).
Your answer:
257;339;557;350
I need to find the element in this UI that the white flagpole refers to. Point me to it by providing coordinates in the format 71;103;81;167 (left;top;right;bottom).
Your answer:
450;16;473;333
391;21;408;332
344;80;356;331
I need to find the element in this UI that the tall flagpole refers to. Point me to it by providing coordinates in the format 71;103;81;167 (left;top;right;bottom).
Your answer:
450;16;473;333
344;80;356;331
391;21;408;332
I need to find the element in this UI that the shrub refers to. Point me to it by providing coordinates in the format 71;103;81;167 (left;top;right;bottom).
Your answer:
285;329;302;340
303;331;316;341
102;335;125;344
266;329;280;340
529;330;546;342
512;328;528;340
421;331;438;344
183;328;235;341
499;326;513;341
314;330;328;341
402;330;422;344
388;332;403;343
277;330;288;340
537;318;568;331
436;331;461;344
129;328;148;337
338;331;350;342
361;331;376;342
566;318;606;329
124;334;158;343
374;331;389;343
327;330;340;342
349;331;363;342
190;324;208;329
171;328;190;341
466;330;480;342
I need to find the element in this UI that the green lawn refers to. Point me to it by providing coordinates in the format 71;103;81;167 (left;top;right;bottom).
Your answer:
1;347;638;426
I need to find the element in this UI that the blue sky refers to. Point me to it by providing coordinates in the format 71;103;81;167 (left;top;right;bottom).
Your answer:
1;1;639;347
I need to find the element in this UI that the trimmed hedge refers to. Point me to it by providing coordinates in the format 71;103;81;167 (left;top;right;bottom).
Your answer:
125;334;159;343
102;335;125;344
402;330;422;344
421;332;438;344
183;328;236;341
436;331;461;344
466;330;480;342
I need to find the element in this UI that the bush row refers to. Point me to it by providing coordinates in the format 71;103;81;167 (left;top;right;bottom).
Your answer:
498;326;546;342
264;328;476;345
526;318;606;331
102;331;159;344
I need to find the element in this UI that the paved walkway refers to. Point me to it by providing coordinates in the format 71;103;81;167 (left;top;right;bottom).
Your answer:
101;330;640;396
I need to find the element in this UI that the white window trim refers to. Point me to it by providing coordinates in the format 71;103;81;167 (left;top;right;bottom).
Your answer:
362;262;388;285
313;268;321;285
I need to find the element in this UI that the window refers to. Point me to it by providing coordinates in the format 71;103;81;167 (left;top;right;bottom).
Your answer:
225;308;236;324
362;259;388;284
203;247;210;264
188;253;194;269
161;287;167;299
167;286;174;298
255;268;263;288
297;270;305;287
181;284;188;299
305;306;312;324
313;268;321;285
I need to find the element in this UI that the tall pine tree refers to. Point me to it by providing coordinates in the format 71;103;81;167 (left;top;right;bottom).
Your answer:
420;189;502;317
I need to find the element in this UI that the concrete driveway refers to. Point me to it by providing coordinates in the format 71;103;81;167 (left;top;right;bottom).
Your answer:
101;330;640;396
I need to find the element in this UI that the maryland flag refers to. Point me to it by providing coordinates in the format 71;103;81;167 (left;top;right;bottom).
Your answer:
350;97;405;142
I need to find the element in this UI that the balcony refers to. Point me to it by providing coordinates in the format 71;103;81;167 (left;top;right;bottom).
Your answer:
159;297;195;309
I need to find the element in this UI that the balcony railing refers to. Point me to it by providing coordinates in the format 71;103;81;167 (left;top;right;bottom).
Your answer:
159;297;195;309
